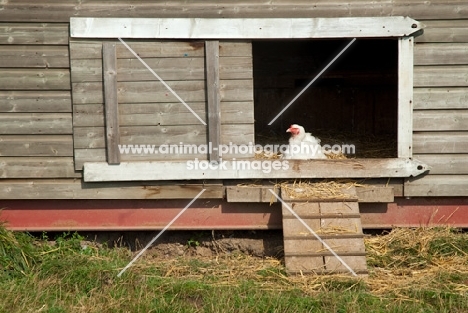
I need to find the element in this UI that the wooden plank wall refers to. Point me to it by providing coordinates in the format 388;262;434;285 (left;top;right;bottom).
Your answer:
408;19;468;196
71;40;254;169
0;0;466;198
0;24;246;199
0;1;467;21
0;23;78;179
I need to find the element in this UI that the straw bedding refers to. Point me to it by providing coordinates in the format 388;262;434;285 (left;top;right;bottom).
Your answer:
278;180;362;200
254;132;396;159
141;227;468;299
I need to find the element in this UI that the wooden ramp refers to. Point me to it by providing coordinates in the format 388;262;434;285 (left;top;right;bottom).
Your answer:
281;185;368;275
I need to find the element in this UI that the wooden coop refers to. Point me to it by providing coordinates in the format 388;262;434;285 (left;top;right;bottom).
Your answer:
1;1;468;273
69;17;426;182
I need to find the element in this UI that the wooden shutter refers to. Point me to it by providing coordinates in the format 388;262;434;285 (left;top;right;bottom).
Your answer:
70;39;254;170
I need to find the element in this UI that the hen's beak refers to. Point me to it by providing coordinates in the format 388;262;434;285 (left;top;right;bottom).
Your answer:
286;128;291;133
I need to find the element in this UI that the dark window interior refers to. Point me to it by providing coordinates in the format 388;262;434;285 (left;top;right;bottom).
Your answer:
252;39;398;158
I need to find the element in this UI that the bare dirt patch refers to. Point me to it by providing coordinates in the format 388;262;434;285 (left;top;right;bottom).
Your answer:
80;229;285;260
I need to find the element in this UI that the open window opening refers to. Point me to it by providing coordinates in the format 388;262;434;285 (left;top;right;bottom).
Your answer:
253;39;398;159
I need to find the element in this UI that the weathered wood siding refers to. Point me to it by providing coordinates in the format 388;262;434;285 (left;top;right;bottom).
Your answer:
0;23;77;179
70;40;254;169
0;0;466;198
408;19;468;196
0;1;467;21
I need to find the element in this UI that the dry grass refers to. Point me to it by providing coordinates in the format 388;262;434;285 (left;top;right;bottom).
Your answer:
278;180;363;200
254;149;281;159
364;227;468;298
316;131;397;158
1;226;468;312
133;227;468;300
253;146;348;159
324;151;348;159
255;131;397;159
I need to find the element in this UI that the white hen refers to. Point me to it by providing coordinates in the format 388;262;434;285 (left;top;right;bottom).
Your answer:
282;124;327;159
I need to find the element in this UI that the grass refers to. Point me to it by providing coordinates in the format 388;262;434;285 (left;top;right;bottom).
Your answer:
1;226;468;313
